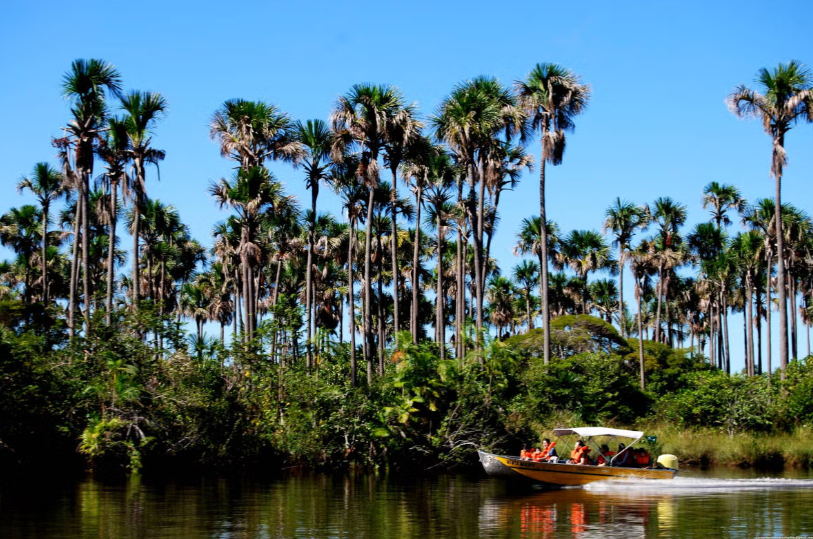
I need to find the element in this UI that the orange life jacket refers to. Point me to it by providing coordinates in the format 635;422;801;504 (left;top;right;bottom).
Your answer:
571;445;590;464
596;451;614;465
636;452;650;466
532;449;544;462
541;442;557;459
520;449;528;459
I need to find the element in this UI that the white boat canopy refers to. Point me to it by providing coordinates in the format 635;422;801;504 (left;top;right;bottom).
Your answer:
553;427;643;439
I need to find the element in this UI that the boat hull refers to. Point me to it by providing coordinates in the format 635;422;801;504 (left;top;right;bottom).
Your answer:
478;451;677;487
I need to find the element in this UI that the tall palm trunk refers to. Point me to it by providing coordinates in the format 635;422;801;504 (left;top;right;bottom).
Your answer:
80;163;91;331
723;293;731;374
467;171;483;351
538;156;551;365
756;293;763;375
132;159;145;308
708;302;717;367
364;187;376;384
474;162;486;350
766;253;772;374
483;187;502;280
636;279;645;390
132;203;141;306
456;182;465;360
654;263;664;342
746;278;755;376
106;181;117;324
234;268;241;338
436;219;445;360
159;259;166;351
348;219;357;386
618;250;625;337
241;249;250;342
376;228;385;374
68;204;81;337
790;275;798;360
306;188;317;368
270;259;282;362
390;171;401;335
411;185;422;343
774;165;789;373
41;201;50;305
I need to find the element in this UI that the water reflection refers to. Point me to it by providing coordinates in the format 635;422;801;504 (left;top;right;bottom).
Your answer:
479;476;813;539
480;489;669;538
2;472;813;538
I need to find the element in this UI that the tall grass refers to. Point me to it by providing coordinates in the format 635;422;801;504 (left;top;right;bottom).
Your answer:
640;424;813;469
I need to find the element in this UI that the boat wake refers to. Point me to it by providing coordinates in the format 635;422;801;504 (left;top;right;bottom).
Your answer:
584;476;813;493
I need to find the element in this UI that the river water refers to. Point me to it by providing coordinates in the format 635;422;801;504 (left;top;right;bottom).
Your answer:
2;468;813;538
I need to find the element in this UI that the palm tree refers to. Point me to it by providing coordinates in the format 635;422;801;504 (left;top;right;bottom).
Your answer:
425;184;455;357
403;141;453;343
731;231;763;375
62;59;123;331
630;240;656;389
331;84;407;375
727;60;813;372
383;104;422;336
433;77;525;350
210;167;286;340
515;63;591;364
96;118;131;323
780;205;812;360
651;197;688;342
210;99;302;170
558;229;616;314
513;260;539;331
603;198;649;337
17;163;66;305
743;198;778;373
294;119;333;368
486;275;517;339
589;279;619;324
0;205;43;304
688;223;729;370
702;182;745;230
120;91;168;307
180;281;210;340
514;216;561;310
209;99;301;341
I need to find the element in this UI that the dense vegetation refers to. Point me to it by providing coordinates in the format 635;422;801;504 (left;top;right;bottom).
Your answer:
1;59;812;474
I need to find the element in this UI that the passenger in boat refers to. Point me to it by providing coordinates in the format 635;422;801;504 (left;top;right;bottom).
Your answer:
612;443;631;466
531;447;544;461
635;448;651;468
540;438;558;462
595;444;615;466
568;440;591;465
520;446;529;460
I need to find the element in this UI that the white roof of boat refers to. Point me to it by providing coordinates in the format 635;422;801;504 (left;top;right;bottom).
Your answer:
553;427;643;439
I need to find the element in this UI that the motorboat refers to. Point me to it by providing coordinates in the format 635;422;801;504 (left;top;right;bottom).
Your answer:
478;427;678;487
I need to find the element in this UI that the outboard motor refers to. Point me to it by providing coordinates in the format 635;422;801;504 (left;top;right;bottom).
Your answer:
657;454;679;470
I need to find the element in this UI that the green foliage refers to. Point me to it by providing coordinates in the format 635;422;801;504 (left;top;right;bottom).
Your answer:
778;357;813;428
505;315;630;359
655;371;778;435
624;339;711;394
3;303;813;475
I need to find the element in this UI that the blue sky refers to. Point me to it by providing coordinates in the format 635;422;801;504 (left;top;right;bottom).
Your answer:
1;0;812;370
